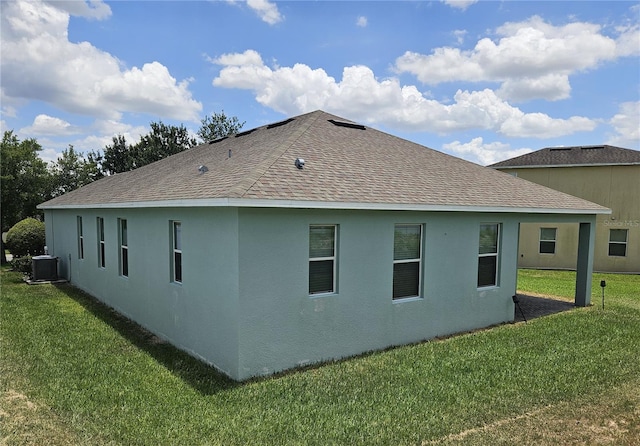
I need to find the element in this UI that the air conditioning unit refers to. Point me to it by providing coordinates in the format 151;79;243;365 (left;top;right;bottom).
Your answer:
32;255;59;281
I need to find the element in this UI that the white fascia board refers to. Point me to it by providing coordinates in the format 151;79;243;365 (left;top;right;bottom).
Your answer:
38;197;611;215
493;163;640;169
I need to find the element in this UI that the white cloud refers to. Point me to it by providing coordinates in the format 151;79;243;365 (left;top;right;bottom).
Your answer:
356;16;368;28
43;0;112;20
212;50;596;138
607;101;640;148
395;16;622;102
246;0;283;25
442;137;532;166
20;114;79;136
442;0;478;12
1;0;202;122
0;120;8;135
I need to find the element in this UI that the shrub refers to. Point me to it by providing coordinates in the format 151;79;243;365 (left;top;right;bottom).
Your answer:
5;218;45;257
10;255;33;277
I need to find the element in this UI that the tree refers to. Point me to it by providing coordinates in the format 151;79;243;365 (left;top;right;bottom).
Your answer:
135;121;197;166
1;131;51;264
102;134;135;175
49;145;104;197
197;111;245;142
102;122;198;174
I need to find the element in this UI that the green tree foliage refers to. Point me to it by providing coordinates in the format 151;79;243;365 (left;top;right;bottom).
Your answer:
0;131;51;232
5;217;46;257
197;111;245;142
102;122;198;174
49;145;104;197
135;121;197;166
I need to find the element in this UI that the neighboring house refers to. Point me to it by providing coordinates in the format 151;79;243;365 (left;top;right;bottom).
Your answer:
491;145;640;274
39;111;608;381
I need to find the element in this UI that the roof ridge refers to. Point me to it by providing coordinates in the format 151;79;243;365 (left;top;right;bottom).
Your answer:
226;111;323;198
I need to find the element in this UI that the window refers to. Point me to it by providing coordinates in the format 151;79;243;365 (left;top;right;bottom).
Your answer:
97;217;105;268
393;224;422;300
539;227;557;254
119;219;128;277
77;216;84;259
309;225;337;295
478;224;500;288
172;221;182;283
608;229;628;257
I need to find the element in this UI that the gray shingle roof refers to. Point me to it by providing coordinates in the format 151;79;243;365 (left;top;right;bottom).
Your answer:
39;111;608;214
489;145;640;168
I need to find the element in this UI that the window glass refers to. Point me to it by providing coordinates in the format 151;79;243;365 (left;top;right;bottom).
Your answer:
479;225;498;254
478;224;500;288
394;225;421;261
309;225;336;295
393;224;422;300
608;229;627;257
539;227;557;254
309;226;335;258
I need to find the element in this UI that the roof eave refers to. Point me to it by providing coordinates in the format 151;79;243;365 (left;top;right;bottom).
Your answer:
492;162;640;169
38;197;611;215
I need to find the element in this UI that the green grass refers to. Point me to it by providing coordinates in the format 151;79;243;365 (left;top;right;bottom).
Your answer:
1;268;639;445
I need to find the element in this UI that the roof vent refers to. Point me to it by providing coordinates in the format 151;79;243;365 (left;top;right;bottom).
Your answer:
267;118;294;129
209;136;228;144
328;119;366;130
549;147;572;151
295;158;305;169
235;129;256;138
198;165;208;174
580;145;604;150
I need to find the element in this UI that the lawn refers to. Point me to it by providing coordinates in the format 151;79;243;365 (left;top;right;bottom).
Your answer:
1;268;639;445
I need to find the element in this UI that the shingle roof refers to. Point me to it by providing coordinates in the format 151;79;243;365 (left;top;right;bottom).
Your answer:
39;110;608;214
489;145;640;168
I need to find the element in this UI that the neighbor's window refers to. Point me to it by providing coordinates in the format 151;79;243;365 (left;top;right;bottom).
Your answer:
539;227;557;254
478;224;500;288
608;229;628;257
309;225;337;295
172;221;182;283
119;219;128;277
393;224;422;300
97;217;105;268
77;216;84;259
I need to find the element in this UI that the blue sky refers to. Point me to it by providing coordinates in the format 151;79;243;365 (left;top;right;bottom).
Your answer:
1;0;639;166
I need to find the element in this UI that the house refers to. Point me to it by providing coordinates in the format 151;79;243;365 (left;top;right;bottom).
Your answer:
38;111;609;381
490;145;640;273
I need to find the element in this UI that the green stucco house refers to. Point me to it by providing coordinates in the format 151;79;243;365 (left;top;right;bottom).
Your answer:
39;110;608;381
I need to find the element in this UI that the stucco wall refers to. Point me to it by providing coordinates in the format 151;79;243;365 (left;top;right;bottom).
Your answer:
44;207;240;377
504;165;639;273
235;208;522;380
44;206;597;381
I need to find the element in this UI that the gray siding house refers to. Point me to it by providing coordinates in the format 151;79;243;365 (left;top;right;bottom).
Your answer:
39;111;608;381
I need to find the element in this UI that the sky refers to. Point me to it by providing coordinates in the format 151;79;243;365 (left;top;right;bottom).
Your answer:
1;0;639;166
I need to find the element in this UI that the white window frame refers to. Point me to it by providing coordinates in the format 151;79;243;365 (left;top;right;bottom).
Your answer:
97;217;105;268
77;216;84;259
308;225;337;295
608;229;628;257
119;218;128;277
478;223;501;288
392;224;423;300
539;227;557;254
172;221;182;283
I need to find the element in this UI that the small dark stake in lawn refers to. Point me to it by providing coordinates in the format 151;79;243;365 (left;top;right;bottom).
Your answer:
1;268;639;445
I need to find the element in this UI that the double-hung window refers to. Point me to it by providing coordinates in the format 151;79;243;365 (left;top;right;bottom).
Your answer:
608;229;628;257
393;224;422;300
97;217;105;268
309;225;337;295
119;219;128;277
539;227;557;254
77;216;84;259
172;221;182;283
478;224;500;288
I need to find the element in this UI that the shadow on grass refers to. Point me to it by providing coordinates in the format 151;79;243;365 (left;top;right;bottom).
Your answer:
52;282;240;395
513;294;575;323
